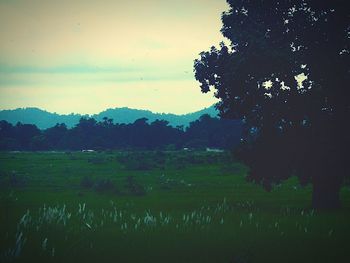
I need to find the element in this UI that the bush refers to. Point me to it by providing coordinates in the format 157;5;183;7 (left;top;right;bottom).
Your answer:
94;178;115;193
80;176;119;194
125;176;146;196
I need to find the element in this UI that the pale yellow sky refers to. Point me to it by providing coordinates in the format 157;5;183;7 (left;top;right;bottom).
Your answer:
0;0;228;114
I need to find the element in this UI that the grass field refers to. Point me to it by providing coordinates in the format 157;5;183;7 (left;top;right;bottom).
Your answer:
0;151;349;263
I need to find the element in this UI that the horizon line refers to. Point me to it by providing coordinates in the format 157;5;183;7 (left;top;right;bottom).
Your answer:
0;104;217;117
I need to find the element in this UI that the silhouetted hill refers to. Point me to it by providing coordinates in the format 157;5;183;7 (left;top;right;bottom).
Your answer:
93;106;218;128
0;108;85;129
0;106;219;129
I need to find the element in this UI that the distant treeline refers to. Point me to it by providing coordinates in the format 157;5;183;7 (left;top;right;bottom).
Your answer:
0;114;242;151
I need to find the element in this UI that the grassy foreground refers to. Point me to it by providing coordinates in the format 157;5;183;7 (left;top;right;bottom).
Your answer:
0;151;349;263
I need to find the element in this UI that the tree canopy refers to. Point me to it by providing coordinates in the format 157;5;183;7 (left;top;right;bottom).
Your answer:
0;115;242;151
194;0;349;208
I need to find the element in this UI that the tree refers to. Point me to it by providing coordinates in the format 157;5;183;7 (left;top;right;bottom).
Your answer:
0;121;20;150
128;118;151;148
186;114;242;149
194;0;349;209
44;123;68;149
14;122;41;150
29;135;49;151
71;117;99;149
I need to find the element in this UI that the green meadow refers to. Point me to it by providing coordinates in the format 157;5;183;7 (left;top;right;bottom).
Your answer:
0;151;349;263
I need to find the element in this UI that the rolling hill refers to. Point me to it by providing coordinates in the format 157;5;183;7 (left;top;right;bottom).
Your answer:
0;106;219;129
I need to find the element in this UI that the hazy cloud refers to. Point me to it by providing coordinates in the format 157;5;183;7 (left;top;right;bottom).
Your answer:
0;0;227;113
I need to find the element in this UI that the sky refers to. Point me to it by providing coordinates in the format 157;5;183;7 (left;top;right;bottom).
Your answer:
0;0;229;114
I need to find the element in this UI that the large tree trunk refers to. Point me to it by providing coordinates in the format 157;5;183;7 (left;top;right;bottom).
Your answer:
312;176;342;209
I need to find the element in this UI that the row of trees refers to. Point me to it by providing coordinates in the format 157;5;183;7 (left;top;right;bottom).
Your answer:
0;114;242;151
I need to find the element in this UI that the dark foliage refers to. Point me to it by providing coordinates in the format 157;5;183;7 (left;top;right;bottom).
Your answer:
194;0;349;208
124;176;146;196
80;175;119;194
93;178;115;193
0;115;242;151
185;114;242;149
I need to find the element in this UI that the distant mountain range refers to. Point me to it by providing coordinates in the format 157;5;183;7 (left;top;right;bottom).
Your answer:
0;106;219;129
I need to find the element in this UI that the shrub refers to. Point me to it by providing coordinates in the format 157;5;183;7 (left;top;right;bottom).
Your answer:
117;151;167;170
125;176;146;196
94;178;115;193
80;176;119;194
